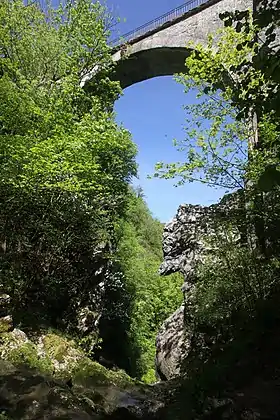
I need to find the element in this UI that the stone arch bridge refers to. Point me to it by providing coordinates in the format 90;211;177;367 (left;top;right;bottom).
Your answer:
109;0;253;89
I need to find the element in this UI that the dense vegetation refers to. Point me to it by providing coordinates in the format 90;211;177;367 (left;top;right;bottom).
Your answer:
0;0;182;384
1;0;280;418
0;0;136;325
116;193;183;382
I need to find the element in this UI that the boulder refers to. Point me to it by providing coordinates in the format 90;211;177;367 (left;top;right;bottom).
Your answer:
0;329;165;419
155;305;191;381
0;360;95;420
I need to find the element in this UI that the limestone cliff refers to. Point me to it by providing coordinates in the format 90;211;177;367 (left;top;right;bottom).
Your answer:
156;194;244;380
155;193;280;419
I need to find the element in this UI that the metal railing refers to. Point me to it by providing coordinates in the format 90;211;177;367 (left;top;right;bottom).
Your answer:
111;0;210;47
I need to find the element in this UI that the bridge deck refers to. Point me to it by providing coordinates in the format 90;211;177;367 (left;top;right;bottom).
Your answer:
111;0;210;47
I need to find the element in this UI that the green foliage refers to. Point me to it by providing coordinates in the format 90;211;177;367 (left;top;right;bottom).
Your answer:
193;246;278;327
153;13;280;191
221;2;280;120
1;187;114;327
93;190;182;382
116;192;183;382
0;0;137;195
0;0;137;330
0;0;176;381
220;3;280;192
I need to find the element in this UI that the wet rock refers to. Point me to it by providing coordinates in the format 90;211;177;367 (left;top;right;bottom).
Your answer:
0;360;95;419
0;355;164;419
0;328;165;419
72;360;164;418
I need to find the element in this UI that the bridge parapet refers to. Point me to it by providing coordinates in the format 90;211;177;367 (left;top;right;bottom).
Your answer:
111;0;213;47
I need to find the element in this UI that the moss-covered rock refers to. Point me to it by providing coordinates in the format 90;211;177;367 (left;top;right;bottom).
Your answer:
9;342;53;374
0;329;53;374
71;357;165;417
73;357;135;389
0;328;28;356
0;332;165;419
38;332;84;376
0;316;13;333
0;328;137;386
0;329;84;378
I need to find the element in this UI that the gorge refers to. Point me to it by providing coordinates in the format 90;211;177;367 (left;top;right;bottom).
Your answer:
1;0;280;418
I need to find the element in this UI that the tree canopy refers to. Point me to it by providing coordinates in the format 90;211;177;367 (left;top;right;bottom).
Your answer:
153;6;280;192
0;0;138;337
0;0;183;385
0;0;137;199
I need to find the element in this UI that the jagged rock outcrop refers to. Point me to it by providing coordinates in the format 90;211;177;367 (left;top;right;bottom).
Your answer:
156;305;191;381
159;193;244;280
156;194;244;380
155;193;280;419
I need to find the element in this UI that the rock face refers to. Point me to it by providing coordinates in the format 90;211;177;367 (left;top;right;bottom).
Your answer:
0;360;95;420
156;194;244;380
0;355;164;419
159;204;212;279
156;305;191;381
159;194;243;280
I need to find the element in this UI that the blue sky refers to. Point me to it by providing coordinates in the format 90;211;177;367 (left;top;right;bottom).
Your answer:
105;0;226;222
49;0;226;222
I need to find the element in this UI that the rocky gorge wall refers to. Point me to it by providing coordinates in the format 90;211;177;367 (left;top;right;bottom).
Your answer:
155;192;280;419
155;193;245;380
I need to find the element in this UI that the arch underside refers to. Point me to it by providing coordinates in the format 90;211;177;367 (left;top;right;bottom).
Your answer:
112;47;191;89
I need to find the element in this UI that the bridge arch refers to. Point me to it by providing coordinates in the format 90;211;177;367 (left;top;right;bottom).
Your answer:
109;0;252;89
81;0;253;90
111;47;192;89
